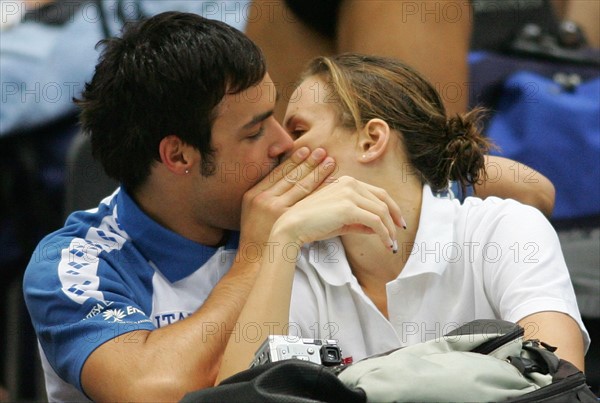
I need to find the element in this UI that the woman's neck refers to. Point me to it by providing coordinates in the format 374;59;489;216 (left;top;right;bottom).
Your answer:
341;180;423;318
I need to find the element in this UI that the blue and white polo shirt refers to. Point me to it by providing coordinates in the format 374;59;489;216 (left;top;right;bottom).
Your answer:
23;188;239;401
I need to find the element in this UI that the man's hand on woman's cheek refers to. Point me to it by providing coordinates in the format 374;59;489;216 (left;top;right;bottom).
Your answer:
239;147;336;245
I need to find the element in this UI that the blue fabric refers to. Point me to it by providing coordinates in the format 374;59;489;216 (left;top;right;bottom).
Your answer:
23;187;240;392
1;4;104;136
485;72;600;220
449;181;475;202
117;189;240;282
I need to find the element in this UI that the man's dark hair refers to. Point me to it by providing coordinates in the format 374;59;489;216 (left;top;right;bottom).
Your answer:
76;12;266;192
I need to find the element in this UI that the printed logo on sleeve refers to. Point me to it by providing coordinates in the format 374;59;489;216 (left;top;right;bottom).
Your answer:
103;309;126;322
86;302;148;324
86;301;114;319
154;311;192;328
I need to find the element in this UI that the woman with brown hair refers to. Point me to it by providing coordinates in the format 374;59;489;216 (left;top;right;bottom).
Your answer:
217;53;588;382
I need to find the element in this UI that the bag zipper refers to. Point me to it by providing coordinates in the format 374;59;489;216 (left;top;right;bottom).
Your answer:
471;325;524;355
505;372;589;402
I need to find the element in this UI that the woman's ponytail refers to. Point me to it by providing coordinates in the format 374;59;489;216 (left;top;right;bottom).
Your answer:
441;108;492;195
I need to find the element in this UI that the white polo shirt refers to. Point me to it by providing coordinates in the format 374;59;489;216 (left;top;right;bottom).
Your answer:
289;186;589;363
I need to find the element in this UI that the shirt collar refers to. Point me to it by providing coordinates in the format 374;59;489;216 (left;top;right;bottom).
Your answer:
399;184;457;277
116;188;239;283
302;237;354;287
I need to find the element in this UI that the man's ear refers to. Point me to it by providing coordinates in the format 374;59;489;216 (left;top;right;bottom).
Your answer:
158;135;195;175
357;118;390;163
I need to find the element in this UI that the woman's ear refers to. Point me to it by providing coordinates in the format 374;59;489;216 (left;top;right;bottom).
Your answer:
357;118;390;163
158;135;195;175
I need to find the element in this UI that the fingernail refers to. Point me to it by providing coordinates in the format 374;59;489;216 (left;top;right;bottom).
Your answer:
392;240;398;254
323;157;335;169
401;217;407;230
312;148;326;159
296;147;309;158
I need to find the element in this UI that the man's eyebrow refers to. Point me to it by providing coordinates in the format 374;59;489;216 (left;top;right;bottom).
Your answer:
242;110;274;130
240;88;279;130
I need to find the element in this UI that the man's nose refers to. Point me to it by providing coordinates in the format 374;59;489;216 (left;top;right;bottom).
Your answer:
268;120;294;158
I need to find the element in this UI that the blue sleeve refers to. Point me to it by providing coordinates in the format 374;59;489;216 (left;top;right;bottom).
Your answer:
23;233;156;393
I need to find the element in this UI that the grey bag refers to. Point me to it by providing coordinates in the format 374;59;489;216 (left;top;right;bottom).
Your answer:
337;319;595;402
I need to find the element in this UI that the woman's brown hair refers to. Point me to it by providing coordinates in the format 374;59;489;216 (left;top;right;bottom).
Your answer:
302;53;492;194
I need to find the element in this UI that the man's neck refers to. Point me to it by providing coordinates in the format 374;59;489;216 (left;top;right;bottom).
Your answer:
132;184;225;247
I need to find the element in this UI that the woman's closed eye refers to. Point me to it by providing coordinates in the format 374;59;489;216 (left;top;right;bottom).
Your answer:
290;128;306;139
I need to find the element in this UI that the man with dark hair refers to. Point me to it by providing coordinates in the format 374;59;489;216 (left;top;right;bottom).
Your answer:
23;12;333;401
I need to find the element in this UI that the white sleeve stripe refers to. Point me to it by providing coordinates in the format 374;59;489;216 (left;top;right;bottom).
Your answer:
58;205;128;305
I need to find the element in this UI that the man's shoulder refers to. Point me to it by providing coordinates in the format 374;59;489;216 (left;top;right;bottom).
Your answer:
24;195;130;282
